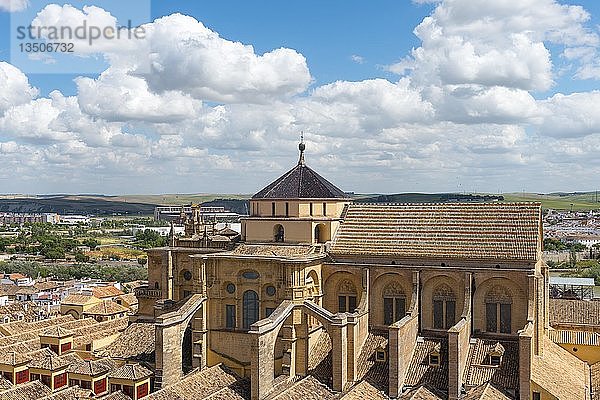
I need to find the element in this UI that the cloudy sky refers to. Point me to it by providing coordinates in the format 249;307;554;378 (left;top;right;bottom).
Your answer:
1;0;600;195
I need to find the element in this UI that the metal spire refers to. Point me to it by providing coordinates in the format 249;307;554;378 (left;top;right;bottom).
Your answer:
298;131;306;165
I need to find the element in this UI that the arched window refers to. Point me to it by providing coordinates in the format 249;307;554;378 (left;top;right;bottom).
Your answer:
383;282;406;325
432;284;456;329
338;279;357;313
154;282;159;290
243;290;259;329
274;224;284;242
485;285;512;334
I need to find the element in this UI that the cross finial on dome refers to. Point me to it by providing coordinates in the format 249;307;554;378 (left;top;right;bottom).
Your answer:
298;131;305;165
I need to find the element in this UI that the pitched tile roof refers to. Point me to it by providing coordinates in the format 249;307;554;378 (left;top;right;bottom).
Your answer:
97;392;131;400
27;348;69;371
252;158;349;200
354;331;388;390
0;351;30;366
83;301;129;316
272;376;336;400
463;383;511;400
0;377;12;391
68;359;113;376
146;364;246;400
61;294;97;306
400;385;444;399
108;363;153;381
549;299;600;327
0;380;51;400
96;323;155;361
463;339;519;391
72;317;128;347
92;286;125;299
59;352;83;365
116;293;138;307
40;326;73;338
531;338;589;399
341;380;387;399
0;315;75;336
38;386;94;399
331;203;541;262
404;338;448;392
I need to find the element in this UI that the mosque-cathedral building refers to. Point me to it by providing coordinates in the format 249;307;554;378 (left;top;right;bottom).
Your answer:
134;142;598;400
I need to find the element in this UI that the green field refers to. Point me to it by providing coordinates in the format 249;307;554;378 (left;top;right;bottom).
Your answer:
502;192;600;211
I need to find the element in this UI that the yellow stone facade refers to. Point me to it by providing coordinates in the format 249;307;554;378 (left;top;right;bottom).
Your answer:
135;145;592;400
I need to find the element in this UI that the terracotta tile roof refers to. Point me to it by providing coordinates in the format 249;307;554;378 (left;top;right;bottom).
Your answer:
97;391;131;400
548;328;600;346
0;302;41;323
116;293;138;307
203;383;249;400
354;331;388;390
463;383;511;400
404;338;448;392
400;385;444;399
40;326;73;338
38;386;94;399
72;317;128;347
0;339;39;357
592;362;600;400
62;295;97;306
1;315;75;336
549;299;600;327
59;352;83;365
27;348;69;371
252;160;349;199
0;284;20;297
272;376;336;399
463;339;519;391
108;363;153;381
331;203;541;261
33;281;62;292
0;377;12;391
341;380;387;399
96;323;155;361
0;380;51;400
83;301;129;316
0;350;30;366
146;365;245;400
16;286;38;295
92;286;125;299
531;338;589;399
68;359;113;376
307;329;332;387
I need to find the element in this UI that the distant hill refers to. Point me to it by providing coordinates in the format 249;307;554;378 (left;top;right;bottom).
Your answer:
356;193;504;204
1;190;598;216
0;195;155;216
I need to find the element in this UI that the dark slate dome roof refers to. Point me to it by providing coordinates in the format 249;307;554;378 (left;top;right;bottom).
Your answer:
252;142;349;200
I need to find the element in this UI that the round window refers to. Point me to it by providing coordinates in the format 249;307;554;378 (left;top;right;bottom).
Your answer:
183;270;192;281
226;283;236;294
242;271;259;279
266;285;276;296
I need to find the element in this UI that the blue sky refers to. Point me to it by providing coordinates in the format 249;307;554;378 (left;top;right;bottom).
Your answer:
1;0;600;194
2;1;437;96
